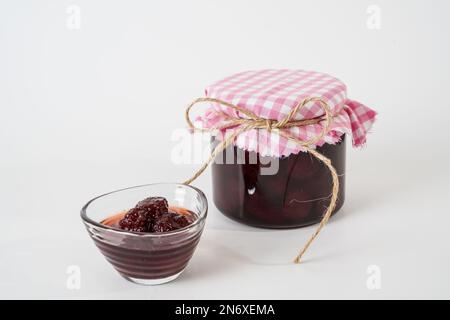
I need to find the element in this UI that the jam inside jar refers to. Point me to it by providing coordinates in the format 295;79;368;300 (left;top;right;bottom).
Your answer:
211;135;346;228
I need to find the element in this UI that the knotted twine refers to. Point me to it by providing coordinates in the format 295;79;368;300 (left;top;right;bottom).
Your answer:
182;97;339;263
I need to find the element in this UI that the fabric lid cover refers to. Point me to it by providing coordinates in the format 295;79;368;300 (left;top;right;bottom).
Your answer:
197;69;377;157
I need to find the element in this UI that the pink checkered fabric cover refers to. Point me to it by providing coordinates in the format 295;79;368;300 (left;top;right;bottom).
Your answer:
197;69;377;157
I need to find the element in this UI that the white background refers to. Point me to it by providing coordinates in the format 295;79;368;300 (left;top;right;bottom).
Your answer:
1;0;450;299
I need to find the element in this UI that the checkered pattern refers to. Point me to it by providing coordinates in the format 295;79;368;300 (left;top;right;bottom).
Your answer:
198;69;377;157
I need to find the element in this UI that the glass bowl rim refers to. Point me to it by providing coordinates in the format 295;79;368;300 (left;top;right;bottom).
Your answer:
80;182;208;237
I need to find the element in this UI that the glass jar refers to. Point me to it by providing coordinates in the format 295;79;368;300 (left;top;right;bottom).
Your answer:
211;135;346;228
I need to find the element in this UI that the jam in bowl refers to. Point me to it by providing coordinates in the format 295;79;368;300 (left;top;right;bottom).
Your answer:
81;183;207;285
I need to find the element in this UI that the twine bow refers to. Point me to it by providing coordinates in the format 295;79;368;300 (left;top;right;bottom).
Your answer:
183;97;339;263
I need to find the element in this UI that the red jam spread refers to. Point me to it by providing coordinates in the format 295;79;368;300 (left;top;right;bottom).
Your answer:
101;196;194;232
97;197;200;281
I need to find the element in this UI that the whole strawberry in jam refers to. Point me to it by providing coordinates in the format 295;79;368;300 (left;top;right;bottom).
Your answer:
117;196;192;233
152;212;190;232
118;209;150;232
119;197;168;232
135;197;169;219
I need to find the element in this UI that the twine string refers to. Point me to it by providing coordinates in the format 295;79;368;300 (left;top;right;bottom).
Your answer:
183;97;339;263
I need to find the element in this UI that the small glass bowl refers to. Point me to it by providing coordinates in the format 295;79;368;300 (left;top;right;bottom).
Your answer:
81;183;207;285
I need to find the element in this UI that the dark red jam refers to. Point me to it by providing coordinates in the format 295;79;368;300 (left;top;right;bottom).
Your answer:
212;135;346;228
97;198;199;281
102;197;193;233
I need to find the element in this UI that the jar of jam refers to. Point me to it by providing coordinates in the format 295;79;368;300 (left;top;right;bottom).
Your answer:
196;69;376;229
211;136;346;228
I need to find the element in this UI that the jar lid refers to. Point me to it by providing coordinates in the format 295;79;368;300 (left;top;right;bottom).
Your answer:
198;69;376;157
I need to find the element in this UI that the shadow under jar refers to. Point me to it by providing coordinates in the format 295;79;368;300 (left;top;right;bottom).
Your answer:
211;135;346;228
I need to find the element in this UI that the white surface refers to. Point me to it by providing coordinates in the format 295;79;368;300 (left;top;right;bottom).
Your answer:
1;0;450;299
